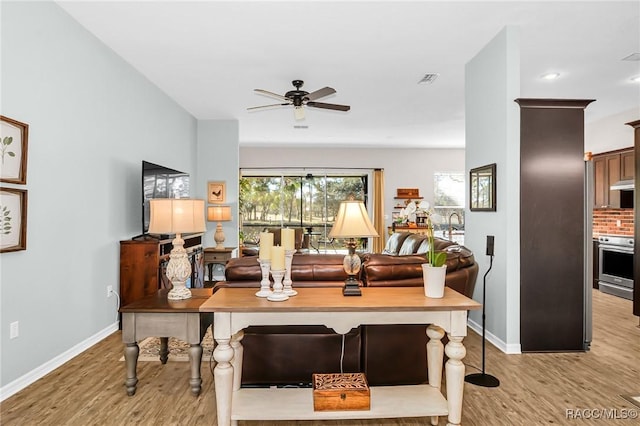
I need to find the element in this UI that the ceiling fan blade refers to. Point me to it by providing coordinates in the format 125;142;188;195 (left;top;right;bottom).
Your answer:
306;101;350;112
247;102;291;111
254;89;289;101
294;106;305;120
304;87;336;101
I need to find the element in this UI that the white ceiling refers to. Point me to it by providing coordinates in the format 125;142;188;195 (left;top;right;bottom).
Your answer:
56;1;640;149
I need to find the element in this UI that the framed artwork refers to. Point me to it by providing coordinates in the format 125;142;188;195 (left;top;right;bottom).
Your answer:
470;163;496;211
0;188;28;253
208;181;226;203
0;115;29;185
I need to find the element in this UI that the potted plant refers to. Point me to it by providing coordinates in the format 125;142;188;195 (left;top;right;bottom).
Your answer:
418;201;447;298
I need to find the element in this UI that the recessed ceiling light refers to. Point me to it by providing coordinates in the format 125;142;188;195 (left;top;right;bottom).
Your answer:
418;73;439;84
622;53;640;61
541;72;560;80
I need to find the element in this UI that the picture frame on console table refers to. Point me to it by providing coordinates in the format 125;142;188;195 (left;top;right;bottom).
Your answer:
470;163;496;212
0;187;28;253
208;181;226;204
0;115;29;185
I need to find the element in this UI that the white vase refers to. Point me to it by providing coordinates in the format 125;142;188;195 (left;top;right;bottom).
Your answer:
422;264;447;298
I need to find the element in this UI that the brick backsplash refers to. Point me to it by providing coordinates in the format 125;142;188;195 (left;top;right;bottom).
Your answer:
593;208;634;236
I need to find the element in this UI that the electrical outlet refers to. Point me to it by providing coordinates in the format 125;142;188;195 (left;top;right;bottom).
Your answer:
616;220;621;227
107;285;114;298
10;321;19;339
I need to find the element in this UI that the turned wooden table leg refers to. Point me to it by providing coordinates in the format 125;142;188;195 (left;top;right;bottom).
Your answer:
159;337;169;364
214;311;236;426
231;331;244;392
427;325;445;426
445;334;467;426
188;343;203;396
124;342;139;396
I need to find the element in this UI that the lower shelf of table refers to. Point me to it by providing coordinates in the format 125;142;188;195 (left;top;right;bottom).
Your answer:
231;384;448;421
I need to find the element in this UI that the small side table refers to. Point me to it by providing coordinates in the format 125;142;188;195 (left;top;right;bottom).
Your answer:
204;247;235;280
119;288;213;396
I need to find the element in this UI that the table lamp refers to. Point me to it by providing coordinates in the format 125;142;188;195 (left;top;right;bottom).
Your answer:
149;198;206;300
328;199;379;296
207;205;232;249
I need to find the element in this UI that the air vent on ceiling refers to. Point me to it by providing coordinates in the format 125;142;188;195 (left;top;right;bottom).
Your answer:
418;73;439;84
622;53;640;61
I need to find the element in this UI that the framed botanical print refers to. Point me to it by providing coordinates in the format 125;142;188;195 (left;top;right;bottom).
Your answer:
208;181;226;203
0;115;29;185
470;163;496;211
0;188;27;253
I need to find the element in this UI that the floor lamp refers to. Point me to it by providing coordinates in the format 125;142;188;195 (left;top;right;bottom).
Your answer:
465;235;500;387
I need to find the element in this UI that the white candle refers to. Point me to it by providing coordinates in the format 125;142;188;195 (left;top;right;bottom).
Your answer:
281;228;296;251
271;245;285;270
259;232;274;260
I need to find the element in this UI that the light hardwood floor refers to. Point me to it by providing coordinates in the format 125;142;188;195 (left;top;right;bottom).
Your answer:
1;290;639;426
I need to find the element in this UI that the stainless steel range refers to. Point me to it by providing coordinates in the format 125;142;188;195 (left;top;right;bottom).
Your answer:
598;235;634;300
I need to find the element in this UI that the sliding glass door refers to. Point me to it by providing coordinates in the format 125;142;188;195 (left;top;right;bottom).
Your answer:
239;170;368;252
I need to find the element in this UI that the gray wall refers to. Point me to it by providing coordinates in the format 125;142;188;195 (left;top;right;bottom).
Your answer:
197;120;240;249
0;2;197;393
465;26;522;353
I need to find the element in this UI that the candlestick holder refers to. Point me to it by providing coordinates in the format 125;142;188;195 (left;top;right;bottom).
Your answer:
255;258;272;298
283;249;297;296
267;269;288;302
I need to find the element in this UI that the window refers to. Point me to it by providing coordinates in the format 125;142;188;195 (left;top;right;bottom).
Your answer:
239;170;370;252
433;172;465;242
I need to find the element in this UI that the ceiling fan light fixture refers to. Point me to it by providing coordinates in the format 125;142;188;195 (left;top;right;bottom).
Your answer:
294;106;305;120
541;72;561;80
418;73;439;84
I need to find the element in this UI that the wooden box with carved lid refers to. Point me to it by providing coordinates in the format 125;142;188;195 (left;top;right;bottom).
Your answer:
312;373;370;411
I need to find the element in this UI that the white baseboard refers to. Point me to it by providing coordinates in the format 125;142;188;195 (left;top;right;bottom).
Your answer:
0;322;119;402
467;319;521;354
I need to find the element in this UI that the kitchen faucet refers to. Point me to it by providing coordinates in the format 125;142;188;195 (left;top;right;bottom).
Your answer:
448;212;461;241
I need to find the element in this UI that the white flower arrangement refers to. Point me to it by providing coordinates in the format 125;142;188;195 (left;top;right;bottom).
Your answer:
416;201;446;267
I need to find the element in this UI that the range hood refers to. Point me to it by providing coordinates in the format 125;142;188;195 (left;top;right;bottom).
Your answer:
610;179;634;191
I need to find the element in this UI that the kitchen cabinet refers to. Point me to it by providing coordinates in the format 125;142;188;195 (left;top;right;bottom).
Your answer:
621;149;635;180
593;148;634;208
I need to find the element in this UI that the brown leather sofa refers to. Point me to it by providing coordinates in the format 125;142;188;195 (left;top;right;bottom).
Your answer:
216;233;478;387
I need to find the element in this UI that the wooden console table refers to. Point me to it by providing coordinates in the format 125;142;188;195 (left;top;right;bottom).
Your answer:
120;288;213;396
203;247;235;280
200;287;481;426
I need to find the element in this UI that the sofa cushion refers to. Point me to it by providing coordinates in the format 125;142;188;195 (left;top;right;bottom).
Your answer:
381;232;411;255
398;233;428;255
224;253;349;282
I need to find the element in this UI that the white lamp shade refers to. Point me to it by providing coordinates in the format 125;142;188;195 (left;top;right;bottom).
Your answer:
148;198;206;234
207;205;232;222
329;200;379;238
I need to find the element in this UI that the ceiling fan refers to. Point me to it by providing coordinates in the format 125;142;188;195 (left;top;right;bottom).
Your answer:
247;80;350;120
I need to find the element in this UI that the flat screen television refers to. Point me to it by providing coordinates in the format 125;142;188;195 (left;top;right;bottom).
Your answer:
142;161;190;235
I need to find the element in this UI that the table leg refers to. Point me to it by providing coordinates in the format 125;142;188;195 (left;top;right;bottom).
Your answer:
188;344;203;396
445;334;467;426
124;342;139;396
159;337;169;364
426;325;445;426
230;331;244;392
207;263;214;281
214;337;235;426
